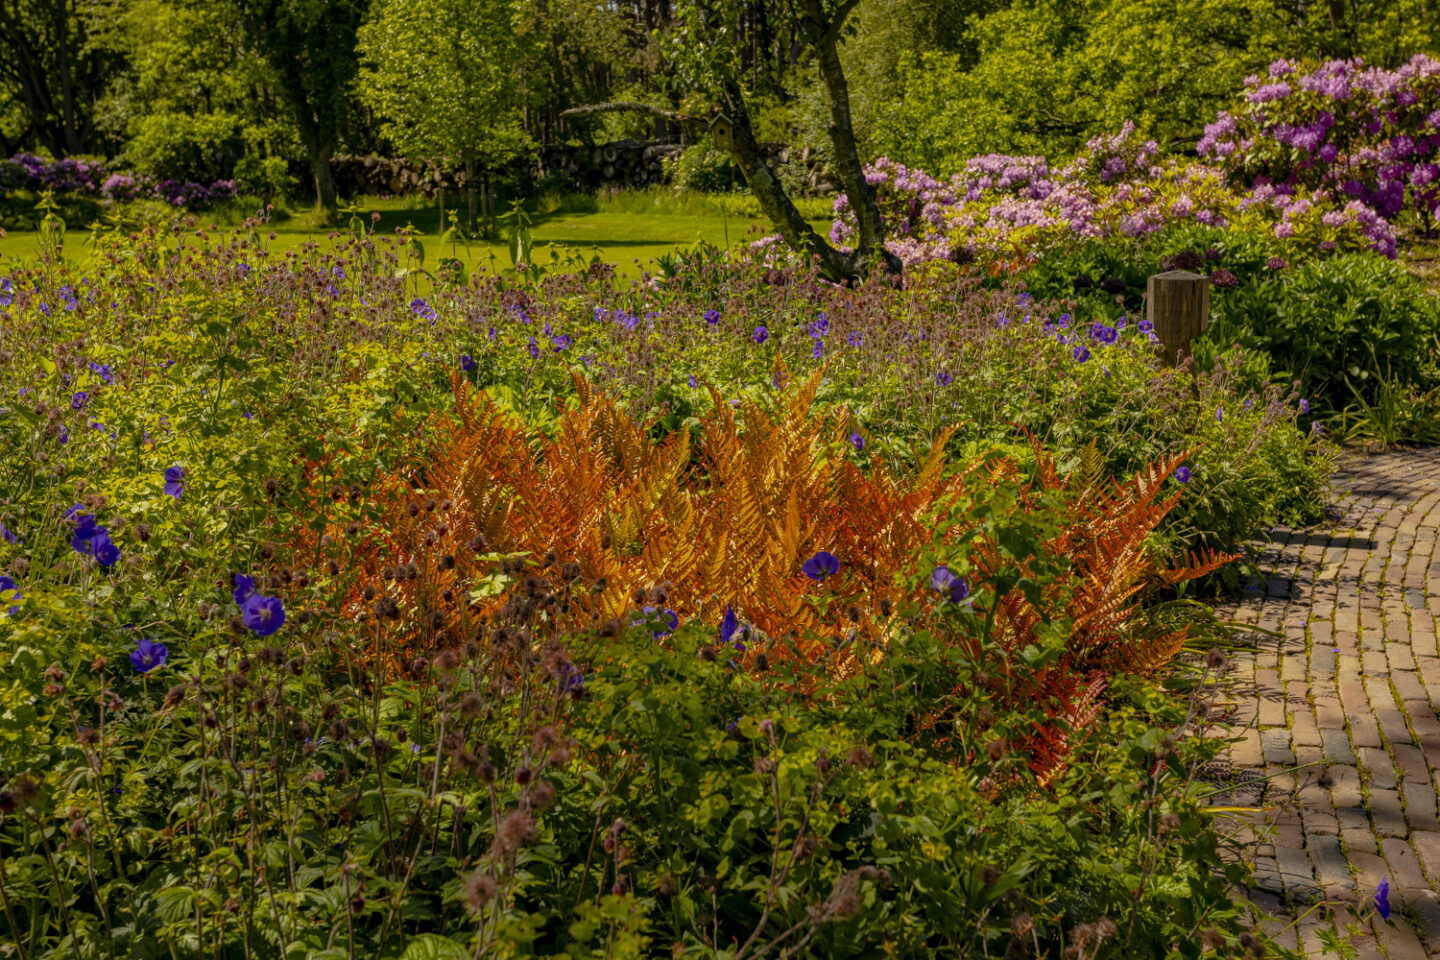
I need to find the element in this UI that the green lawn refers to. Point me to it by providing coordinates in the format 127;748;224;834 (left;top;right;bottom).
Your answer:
0;193;832;276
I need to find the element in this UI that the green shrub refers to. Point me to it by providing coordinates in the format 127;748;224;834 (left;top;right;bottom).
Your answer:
664;141;742;193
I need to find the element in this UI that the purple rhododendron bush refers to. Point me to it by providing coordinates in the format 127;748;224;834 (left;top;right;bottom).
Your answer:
0;210;1343;957
834;57;1440;268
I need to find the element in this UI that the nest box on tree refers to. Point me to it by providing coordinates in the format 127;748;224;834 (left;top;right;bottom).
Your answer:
710;115;735;152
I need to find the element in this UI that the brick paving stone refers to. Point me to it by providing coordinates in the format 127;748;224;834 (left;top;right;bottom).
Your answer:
1216;447;1440;955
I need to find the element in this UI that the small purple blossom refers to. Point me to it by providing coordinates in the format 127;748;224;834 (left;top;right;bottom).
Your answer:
850;432;865;452
752;325;769;345
1175;466;1192;484
130;637;168;673
704;309;721;325
801;550;839;581
460;354;475;372
242;593;286;637
164;465;185;499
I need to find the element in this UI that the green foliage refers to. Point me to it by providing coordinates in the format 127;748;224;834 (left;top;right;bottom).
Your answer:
871;0;1440;168
1201;255;1440;413
357;0;533;177
664;142;741;193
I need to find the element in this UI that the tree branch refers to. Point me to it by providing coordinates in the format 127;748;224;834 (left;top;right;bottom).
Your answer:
559;101;689;123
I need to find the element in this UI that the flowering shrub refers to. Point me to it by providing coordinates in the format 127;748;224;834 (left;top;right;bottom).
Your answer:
836;120;1399;268
1201;55;1440;236
0;153;237;210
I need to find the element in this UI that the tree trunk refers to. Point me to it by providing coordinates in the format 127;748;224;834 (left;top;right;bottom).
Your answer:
310;140;337;214
799;0;898;274
466;160;479;234
719;80;859;280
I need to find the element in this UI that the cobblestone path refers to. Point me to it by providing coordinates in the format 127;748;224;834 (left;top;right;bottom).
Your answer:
1215;445;1440;958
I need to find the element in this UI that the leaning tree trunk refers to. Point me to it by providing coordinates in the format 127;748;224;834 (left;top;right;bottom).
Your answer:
718;80;859;280
799;0;898;275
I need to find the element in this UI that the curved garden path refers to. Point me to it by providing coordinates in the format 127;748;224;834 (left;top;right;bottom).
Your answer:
1214;445;1440;957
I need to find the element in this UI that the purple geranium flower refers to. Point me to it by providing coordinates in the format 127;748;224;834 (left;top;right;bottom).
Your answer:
931;565;955;592
704;309;721;325
460;354;475;372
88;531;120;568
130;637;168;673
850;432;865;452
164;465;185;499
552;335;572;352
241;593;285;637
1299;398;1310;414
0;574;22;616
752;325;769;345
71;391;90;410
1175;466;1192;484
1;521;17;545
1375;880;1390;919
636;605;678;638
720;604;740;649
802;550;839;581
935;370;953;386
233;573;256;605
1073;344;1091;362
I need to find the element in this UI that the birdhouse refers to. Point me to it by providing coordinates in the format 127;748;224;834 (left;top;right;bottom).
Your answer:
710;115;734;152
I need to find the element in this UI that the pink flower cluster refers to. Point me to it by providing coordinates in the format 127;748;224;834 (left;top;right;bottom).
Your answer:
1200;55;1440;226
830;76;1410;268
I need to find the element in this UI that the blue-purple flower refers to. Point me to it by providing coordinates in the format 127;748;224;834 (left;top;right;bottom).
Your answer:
720;604;740;649
802;550;839;581
812;340;824;359
1073;344;1091;363
164;465;185;499
552;334;572;352
460;354;475;372
753;325;769;345
0;575;21;616
1175;466;1192;484
704;309;721;325
409;297;437;320
1;521;17;545
1375;879;1390;919
1137;318;1154;334
810;315;829;337
88;531;120;568
636;606;678;638
850;432;865;452
935;370;953;386
71;391;89;411
1299;398;1310;414
931;565;970;603
130;637;168;673
528;337;540;359
242;593;286;637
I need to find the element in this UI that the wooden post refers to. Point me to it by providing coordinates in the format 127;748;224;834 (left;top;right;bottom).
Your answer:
1146;270;1210;366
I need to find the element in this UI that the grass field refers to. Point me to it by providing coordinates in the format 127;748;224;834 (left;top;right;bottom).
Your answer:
0;190;833;276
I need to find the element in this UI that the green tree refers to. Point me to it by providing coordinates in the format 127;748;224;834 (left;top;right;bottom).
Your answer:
0;0;123;156
226;0;368;212
357;0;532;234
92;0;288;183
